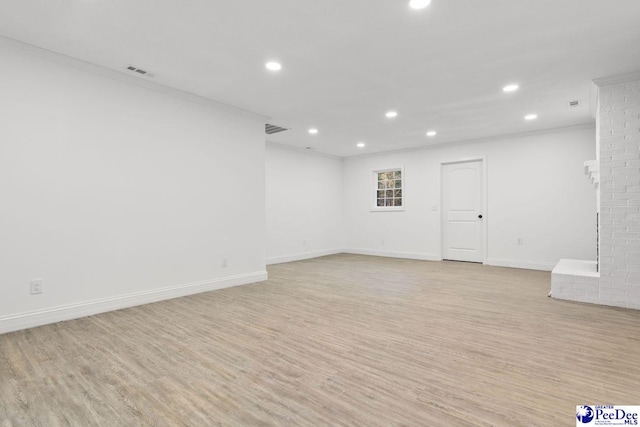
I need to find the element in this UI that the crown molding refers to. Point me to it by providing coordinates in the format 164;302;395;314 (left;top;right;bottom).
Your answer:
592;71;640;87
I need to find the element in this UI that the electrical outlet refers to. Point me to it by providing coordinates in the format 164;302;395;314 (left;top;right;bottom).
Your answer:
381;240;385;245
517;238;524;245
221;257;228;268
30;279;43;295
302;240;307;247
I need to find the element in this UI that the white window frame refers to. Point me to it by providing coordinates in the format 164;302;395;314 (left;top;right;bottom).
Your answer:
371;167;405;212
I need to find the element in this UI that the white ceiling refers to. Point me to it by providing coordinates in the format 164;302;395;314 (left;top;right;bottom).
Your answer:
1;0;639;157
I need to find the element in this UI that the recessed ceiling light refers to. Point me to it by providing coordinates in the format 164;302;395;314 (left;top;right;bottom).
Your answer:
386;111;398;118
525;114;538;121
357;142;366;148
265;62;282;71
409;0;432;10
426;130;437;137
503;84;519;93
308;128;318;134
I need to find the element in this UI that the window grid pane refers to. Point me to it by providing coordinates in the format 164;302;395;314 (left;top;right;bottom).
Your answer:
375;169;402;208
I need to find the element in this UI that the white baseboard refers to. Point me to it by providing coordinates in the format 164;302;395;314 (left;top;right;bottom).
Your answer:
0;271;268;335
266;249;344;265
268;248;554;271
344;248;440;261
485;258;556;271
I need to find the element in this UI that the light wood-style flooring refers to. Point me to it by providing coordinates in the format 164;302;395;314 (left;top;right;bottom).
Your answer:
1;254;639;426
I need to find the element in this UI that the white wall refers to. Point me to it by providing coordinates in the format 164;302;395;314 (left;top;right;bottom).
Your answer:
0;40;267;333
266;144;345;264
343;127;597;270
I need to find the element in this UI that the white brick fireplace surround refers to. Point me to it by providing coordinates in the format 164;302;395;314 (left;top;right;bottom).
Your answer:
552;73;640;310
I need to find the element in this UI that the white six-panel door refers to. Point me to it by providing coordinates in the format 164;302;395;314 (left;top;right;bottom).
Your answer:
442;160;484;263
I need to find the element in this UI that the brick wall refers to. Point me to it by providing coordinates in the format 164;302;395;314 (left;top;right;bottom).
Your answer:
597;78;640;309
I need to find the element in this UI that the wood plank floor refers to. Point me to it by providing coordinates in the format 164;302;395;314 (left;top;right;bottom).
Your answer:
1;254;639;426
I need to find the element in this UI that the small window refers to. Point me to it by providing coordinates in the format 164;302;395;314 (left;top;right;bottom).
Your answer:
372;168;404;211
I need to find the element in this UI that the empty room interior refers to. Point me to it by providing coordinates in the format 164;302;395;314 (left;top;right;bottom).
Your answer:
1;1;640;425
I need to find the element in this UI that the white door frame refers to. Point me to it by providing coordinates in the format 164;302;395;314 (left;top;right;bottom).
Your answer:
439;156;488;264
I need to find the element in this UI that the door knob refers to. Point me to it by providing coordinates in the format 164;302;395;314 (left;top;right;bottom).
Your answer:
478;214;483;219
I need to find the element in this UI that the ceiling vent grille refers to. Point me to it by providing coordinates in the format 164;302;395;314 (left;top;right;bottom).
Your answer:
126;65;153;77
568;100;580;107
265;123;289;135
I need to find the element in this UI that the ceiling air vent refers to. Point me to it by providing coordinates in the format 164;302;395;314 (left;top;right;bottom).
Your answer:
126;65;153;77
568;100;580;107
265;123;289;135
